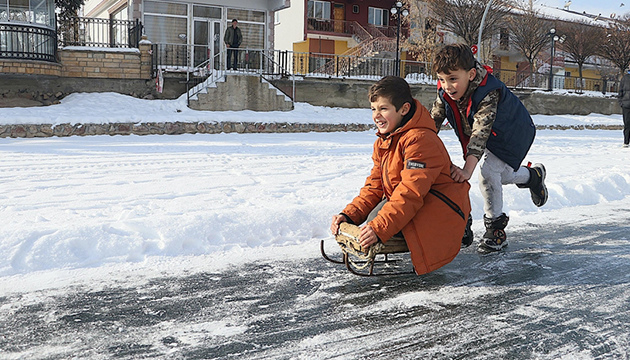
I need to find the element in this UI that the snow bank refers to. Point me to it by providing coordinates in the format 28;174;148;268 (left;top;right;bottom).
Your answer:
0;93;628;276
1;125;629;276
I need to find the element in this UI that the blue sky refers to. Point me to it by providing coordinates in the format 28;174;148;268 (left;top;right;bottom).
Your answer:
542;0;628;18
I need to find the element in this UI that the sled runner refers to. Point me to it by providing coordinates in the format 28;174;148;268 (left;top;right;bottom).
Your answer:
321;222;414;276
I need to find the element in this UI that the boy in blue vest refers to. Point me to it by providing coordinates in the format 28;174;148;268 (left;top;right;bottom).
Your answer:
430;44;548;252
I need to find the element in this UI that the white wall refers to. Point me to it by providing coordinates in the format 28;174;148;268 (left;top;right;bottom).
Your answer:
273;0;304;52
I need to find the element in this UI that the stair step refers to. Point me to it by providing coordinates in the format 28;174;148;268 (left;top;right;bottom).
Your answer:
189;74;292;111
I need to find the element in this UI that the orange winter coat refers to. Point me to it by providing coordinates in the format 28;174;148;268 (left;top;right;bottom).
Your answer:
342;99;471;275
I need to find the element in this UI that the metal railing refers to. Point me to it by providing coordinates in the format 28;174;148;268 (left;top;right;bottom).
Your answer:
185;48;296;106
152;45;432;81
58;17;142;48
495;68;620;94
0;23;57;62
151;43;197;74
151;45;621;95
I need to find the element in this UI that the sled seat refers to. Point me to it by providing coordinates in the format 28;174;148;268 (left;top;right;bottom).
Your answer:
321;222;413;276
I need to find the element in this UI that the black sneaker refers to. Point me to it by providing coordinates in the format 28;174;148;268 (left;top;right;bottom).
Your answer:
478;214;509;252
461;214;474;248
518;163;548;207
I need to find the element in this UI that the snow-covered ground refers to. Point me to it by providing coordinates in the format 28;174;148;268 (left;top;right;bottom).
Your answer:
1;94;630;359
0;93;628;281
0;91;621;126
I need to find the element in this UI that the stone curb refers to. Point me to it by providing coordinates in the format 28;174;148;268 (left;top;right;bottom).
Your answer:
0;122;623;139
0;122;376;138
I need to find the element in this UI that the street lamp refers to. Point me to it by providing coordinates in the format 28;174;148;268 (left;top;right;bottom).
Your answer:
390;1;409;77
547;28;559;91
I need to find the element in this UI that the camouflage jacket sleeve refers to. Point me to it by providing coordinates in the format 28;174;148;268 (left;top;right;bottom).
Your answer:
467;89;500;160
430;94;446;133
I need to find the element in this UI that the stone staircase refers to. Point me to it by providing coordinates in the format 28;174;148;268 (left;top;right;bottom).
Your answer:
188;74;293;111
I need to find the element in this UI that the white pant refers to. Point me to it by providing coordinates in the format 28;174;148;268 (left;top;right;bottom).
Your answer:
478;150;530;219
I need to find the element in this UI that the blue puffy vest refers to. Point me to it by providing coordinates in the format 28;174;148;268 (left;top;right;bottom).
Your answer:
439;72;535;170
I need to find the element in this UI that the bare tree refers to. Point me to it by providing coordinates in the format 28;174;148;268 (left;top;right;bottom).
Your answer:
558;20;605;91
507;3;552;80
403;1;439;63
424;0;511;46
594;58;619;93
599;14;630;78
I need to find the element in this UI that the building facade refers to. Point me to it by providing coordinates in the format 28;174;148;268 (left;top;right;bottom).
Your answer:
275;0;401;55
83;0;290;68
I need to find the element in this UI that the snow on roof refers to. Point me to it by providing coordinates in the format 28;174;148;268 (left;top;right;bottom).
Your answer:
533;3;612;26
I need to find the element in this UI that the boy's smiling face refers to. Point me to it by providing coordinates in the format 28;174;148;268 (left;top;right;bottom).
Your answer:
437;67;476;101
370;96;411;134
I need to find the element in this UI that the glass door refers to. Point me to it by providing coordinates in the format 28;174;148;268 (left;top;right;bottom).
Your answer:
193;20;222;69
193;20;208;68
211;21;221;70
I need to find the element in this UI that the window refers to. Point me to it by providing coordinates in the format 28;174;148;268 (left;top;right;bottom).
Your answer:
353;5;359;14
8;0;30;22
226;8;266;49
368;7;388;27
110;5;127;21
500;28;509;50
144;1;188;44
193;5;221;19
307;1;331;19
0;0;6;21
144;15;187;43
109;5;128;45
0;0;54;26
144;1;186;16
227;8;265;22
31;0;52;25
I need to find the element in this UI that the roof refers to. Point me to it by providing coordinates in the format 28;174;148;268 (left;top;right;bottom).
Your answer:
509;3;614;27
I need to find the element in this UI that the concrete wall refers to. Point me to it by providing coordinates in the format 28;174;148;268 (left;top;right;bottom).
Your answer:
0;74;186;107
1;71;622;115
519;92;622;116
271;78;623;115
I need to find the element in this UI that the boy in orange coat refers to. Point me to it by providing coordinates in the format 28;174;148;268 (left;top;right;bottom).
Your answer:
330;76;472;275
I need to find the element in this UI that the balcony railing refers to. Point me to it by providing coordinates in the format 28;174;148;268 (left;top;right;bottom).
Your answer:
495;68;620;94
306;17;353;36
306;17;399;39
0;23;57;62
58;17;142;48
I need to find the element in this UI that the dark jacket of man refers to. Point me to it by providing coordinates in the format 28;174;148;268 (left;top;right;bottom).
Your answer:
224;26;243;48
618;72;630;108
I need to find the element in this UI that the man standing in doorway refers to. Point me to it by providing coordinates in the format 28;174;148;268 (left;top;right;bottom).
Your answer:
618;69;630;148
224;19;243;70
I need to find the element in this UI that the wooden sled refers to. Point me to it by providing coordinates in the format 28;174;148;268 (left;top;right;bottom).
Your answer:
321;222;415;276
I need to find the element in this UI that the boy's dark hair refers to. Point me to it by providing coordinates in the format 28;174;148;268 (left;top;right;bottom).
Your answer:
432;44;476;74
232;19;238;23
368;76;413;111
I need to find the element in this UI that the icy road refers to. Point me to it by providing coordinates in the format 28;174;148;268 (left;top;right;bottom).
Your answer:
1;128;629;359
